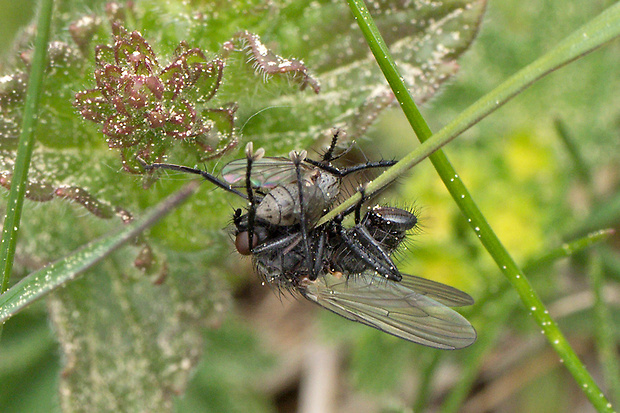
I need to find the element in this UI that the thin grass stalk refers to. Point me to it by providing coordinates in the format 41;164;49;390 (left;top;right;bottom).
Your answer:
345;1;619;411
0;0;55;340
589;252;620;405
440;229;614;413
0;0;54;291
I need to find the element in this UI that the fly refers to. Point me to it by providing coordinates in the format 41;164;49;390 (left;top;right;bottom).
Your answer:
220;130;396;228
138;135;476;349
241;195;476;350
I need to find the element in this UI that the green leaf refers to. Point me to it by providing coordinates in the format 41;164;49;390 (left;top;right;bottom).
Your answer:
0;183;199;322
0;183;233;411
217;0;487;151
49;249;229;412
346;0;620;411
0;0;485;411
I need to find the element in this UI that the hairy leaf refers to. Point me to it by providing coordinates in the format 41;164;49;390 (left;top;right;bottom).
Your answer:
0;0;485;411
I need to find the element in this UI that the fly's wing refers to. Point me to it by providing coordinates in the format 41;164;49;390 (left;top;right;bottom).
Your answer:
300;271;476;349
399;274;474;307
221;157;314;189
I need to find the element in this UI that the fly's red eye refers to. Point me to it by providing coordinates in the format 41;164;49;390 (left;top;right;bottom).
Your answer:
235;231;258;255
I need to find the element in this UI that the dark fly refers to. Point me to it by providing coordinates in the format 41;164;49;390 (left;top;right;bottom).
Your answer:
329;205;418;279
221;132;398;279
139;137;476;349
241;199;476;350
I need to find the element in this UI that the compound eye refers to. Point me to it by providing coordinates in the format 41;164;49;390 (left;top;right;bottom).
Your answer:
235;231;259;255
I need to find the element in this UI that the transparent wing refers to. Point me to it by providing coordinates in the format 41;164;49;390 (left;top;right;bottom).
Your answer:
221;157;314;189
399;274;474;307
300;271;476;349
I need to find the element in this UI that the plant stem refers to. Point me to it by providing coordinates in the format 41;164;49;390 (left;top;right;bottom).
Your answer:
413;350;440;412
589;252;620;406
0;0;54;292
556;106;620;405
322;1;620;225
440;229;614;413
554;118;593;185
0;181;200;323
346;0;619;411
0;0;54;341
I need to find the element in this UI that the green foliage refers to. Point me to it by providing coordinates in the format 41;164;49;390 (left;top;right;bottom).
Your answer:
1;0;619;412
0;0;485;411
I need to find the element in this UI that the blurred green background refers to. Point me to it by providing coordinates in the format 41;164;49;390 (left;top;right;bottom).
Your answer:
1;1;618;412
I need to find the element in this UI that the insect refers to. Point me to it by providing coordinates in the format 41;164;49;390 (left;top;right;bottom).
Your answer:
221;131;397;264
139;136;476;349
328;204;418;280
237;180;476;349
300;270;476;350
237;193;476;350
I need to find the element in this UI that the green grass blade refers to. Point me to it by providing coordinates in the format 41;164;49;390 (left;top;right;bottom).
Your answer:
0;182;198;323
412;351;441;412
440;290;513;413
0;0;54;292
345;0;620;411
554;118;593;184
589;252;620;405
526;229;615;271
323;1;620;224
567;191;620;239
440;229;615;413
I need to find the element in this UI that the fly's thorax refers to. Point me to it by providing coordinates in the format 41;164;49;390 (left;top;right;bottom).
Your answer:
314;170;340;206
365;206;418;232
363;206;417;252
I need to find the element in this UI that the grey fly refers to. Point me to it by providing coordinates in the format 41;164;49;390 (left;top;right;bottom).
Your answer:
138;135;476;349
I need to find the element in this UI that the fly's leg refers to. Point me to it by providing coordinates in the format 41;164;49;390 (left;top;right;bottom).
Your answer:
358;186;402;280
337;159;398;177
309;227;327;281
305;158;398;178
321;128;345;163
334;186;403;281
137;157;248;199
244;143;265;254
304;129;397;177
353;225;402;281
290;149;314;277
354;185;368;225
335;218;403;281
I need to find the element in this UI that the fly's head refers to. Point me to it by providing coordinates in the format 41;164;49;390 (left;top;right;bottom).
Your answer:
233;209;269;255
